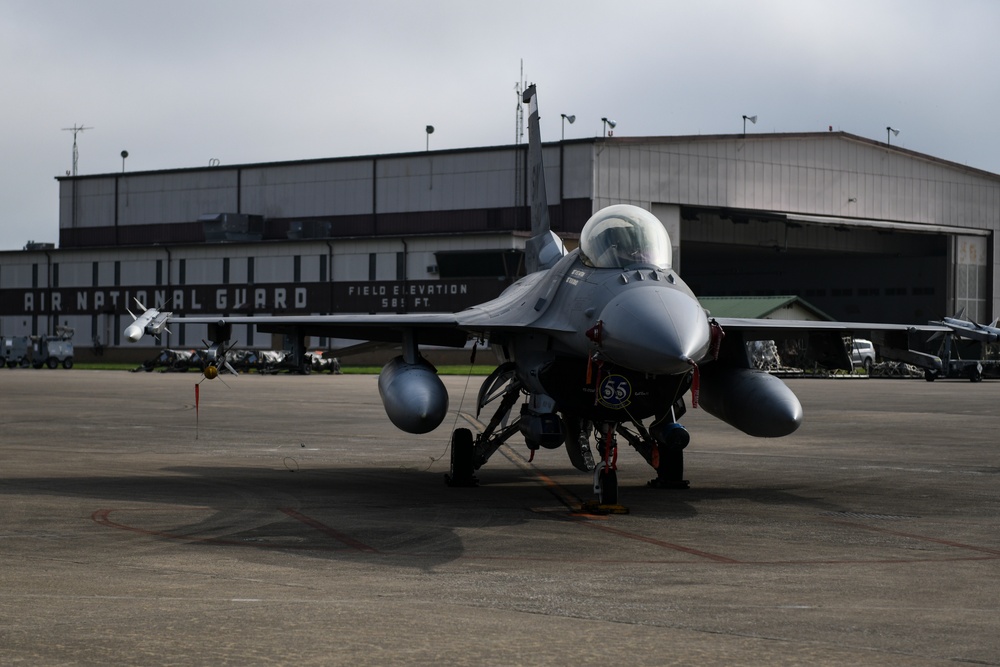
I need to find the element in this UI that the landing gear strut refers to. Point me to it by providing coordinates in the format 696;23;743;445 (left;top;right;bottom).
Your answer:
593;423;620;505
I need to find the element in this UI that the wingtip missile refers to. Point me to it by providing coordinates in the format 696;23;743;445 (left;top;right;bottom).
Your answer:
124;302;172;342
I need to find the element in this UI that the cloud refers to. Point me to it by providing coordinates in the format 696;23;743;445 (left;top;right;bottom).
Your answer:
2;0;999;249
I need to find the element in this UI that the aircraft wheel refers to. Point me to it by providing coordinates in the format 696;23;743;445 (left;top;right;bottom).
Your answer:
924;370;936;382
446;428;477;487
598;468;618;505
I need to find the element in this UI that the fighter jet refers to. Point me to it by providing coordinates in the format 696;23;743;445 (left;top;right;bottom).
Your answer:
125;85;946;505
929;308;1000;344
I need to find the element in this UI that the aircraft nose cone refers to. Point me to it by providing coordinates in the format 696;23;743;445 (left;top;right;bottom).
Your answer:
597;286;710;375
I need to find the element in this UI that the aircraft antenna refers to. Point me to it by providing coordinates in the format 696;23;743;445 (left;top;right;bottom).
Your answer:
62;124;93;176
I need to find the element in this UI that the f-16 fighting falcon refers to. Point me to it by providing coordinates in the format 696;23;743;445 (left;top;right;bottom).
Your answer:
126;85;947;506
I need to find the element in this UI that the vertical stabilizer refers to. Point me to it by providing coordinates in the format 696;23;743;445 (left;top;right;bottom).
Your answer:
523;84;566;273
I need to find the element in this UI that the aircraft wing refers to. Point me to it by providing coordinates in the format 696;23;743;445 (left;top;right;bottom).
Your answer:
712;317;950;371
133;312;471;348
125;299;570;351
714;317;950;337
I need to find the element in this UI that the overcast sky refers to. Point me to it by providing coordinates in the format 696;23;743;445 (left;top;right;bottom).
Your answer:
2;0;999;251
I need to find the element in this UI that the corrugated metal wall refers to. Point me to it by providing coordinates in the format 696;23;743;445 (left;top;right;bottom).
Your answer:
56;143;574;247
593;133;1000;231
0;233;522;347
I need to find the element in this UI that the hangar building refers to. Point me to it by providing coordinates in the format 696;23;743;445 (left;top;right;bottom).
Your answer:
2;131;998;360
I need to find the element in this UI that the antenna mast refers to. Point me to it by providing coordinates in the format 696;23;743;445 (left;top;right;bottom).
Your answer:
514;60;525;145
62;124;93;176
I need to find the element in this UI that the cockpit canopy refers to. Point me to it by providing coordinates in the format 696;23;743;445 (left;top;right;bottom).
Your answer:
579;205;673;270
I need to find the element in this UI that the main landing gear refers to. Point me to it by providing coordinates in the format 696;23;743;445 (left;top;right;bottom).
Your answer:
446;415;691;509
445;363;693;506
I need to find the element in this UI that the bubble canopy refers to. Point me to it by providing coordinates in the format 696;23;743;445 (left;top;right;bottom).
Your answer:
578;205;673;270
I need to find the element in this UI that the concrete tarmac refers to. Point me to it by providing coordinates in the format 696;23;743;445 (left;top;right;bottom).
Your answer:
1;369;998;666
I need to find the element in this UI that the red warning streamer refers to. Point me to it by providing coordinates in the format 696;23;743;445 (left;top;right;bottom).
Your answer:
689;361;700;409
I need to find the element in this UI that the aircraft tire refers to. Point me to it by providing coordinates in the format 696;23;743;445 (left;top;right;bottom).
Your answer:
447;428;477;487
598;468;618;505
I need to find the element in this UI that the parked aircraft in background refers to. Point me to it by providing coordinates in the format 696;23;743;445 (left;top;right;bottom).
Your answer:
929;309;1000;344
126;85;948;505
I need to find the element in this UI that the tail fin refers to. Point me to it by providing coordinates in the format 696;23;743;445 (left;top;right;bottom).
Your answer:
522;84;566;273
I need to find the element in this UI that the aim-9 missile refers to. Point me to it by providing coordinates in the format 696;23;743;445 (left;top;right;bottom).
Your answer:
929;309;1000;344
124;298;172;342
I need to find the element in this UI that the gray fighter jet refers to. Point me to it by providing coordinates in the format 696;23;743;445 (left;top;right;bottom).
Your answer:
125;85;946;505
929;308;1000;344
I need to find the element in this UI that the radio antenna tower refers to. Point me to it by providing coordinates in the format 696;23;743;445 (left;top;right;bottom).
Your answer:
62;124;93;176
514;60;525;145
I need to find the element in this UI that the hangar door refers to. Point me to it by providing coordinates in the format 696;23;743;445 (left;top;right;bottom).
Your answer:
675;206;988;325
952;235;989;323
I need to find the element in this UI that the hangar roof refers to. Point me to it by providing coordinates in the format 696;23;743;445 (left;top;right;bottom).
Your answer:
699;295;834;321
54;131;1000;184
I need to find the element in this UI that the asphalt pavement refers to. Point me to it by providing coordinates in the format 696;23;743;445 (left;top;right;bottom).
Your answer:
1;369;998;665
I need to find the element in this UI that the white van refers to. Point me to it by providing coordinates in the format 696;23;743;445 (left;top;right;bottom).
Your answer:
849;339;876;372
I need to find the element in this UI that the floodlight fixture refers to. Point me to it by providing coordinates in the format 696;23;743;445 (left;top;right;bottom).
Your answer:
561;113;576;140
601;117;617;136
886;126;900;144
743;114;757;135
426;125;434;151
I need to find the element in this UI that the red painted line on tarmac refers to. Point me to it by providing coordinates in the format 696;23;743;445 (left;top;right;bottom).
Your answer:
92;508;193;542
497;446;738;561
279;508;379;553
573;519;741;563
830;519;1000;557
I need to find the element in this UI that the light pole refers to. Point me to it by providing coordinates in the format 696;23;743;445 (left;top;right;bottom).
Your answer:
601;117;617;137
886;126;900;145
560;113;575;141
742;114;757;136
